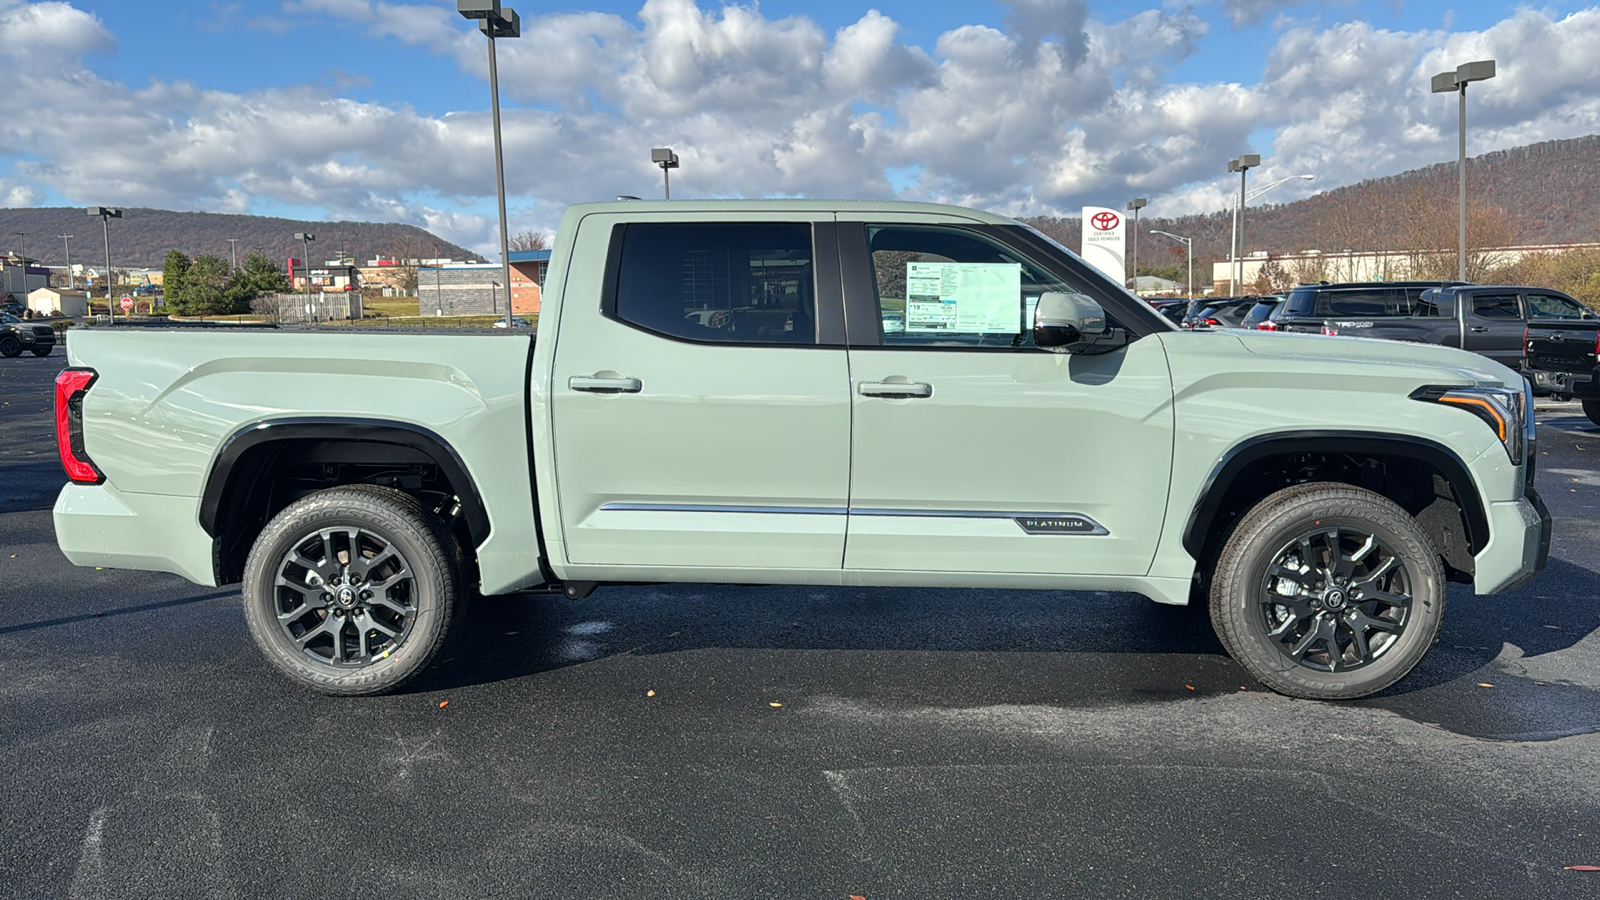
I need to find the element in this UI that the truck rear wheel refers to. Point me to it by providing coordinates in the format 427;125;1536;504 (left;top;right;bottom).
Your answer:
31;345;51;357
1582;399;1600;428
242;485;464;696
1209;483;1445;700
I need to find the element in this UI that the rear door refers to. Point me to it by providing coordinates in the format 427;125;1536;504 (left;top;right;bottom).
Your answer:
548;214;853;572
1461;291;1526;368
837;219;1174;577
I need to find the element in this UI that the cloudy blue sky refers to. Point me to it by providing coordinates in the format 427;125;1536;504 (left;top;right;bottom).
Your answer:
1;0;1597;254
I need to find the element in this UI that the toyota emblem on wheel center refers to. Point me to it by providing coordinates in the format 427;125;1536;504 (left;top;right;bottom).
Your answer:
1091;211;1121;231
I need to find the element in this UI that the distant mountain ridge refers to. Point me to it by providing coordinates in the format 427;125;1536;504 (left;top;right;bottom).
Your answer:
1021;133;1600;267
0;207;479;269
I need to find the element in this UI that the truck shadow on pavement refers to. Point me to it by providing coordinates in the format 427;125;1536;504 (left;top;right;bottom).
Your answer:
409;559;1600;739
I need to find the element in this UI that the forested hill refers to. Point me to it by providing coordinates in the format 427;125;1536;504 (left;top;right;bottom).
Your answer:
1022;133;1600;264
0;207;478;268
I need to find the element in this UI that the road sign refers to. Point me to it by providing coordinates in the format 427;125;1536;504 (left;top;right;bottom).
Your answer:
119;296;133;311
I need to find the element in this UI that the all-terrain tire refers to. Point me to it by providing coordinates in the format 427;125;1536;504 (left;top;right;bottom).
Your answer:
0;335;20;357
1209;482;1445;700
30;345;51;357
242;484;465;696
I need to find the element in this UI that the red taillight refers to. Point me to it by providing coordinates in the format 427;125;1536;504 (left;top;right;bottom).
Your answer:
1203;318;1221;327
1258;320;1278;331
55;368;103;484
1321;324;1338;336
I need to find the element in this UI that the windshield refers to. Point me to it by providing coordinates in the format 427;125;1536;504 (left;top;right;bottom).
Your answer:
0;313;20;324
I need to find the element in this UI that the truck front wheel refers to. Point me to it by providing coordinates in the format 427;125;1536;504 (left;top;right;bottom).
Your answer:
1209;483;1445;700
1582;398;1600;428
242;485;465;696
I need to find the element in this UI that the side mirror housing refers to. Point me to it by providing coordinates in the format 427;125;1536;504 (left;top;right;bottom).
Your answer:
1034;292;1123;354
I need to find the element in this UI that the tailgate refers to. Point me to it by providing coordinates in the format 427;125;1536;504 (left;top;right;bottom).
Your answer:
1526;325;1597;372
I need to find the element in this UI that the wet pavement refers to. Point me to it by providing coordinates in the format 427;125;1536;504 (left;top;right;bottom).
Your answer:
3;351;1599;898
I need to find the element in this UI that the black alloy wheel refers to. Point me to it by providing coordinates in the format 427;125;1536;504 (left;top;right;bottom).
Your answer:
0;335;20;357
30;345;51;357
1210;483;1445;700
272;525;418;668
1256;526;1411;672
242;485;463;695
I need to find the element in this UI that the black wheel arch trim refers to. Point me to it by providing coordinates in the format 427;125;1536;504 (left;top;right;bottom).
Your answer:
199;417;491;547
1182;430;1490;560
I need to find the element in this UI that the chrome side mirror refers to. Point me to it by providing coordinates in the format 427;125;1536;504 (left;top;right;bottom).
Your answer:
1034;292;1108;353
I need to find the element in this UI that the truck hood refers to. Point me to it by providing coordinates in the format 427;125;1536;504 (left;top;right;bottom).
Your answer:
1229;330;1521;389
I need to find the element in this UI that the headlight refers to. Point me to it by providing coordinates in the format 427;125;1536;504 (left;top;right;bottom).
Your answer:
1412;384;1527;464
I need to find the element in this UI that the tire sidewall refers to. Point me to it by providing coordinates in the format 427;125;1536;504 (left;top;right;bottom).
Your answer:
1214;487;1444;700
242;489;455;695
0;336;19;357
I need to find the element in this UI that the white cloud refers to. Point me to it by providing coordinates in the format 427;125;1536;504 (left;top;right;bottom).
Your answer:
0;1;1597;250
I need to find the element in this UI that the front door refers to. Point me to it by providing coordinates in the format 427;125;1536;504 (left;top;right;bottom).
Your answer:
1463;291;1527;369
550;217;852;571
839;221;1174;577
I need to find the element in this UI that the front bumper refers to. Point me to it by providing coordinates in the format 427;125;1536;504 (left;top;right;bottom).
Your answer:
1473;488;1552;594
53;483;218;586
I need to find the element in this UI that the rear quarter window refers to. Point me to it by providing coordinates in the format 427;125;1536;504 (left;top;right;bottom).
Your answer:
1320;289;1392;317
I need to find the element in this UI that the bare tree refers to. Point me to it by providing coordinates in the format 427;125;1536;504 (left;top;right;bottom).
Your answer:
508;230;547;252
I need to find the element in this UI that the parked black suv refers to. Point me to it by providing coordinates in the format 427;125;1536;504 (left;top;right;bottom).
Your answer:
1274;281;1468;334
0;313;55;357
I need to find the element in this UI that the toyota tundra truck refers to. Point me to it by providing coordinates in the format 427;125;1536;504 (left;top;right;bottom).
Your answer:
52;200;1551;701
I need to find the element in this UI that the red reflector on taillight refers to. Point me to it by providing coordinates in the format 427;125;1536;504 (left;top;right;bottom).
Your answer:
1322;324;1338;336
55;367;103;484
1258;320;1277;331
1204;318;1221;326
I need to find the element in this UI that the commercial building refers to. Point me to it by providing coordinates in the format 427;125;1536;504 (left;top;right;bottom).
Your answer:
1213;242;1600;293
508;248;550;315
1;256;49;299
417;262;515;316
27;288;90;317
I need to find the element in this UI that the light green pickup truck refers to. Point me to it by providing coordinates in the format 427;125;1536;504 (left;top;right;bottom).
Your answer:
52;200;1550;700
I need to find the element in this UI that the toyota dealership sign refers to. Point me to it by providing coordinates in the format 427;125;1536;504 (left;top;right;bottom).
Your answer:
1081;206;1126;283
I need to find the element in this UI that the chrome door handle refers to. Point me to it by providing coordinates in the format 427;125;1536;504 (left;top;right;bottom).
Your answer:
569;375;642;394
1468;326;1490;333
858;381;933;398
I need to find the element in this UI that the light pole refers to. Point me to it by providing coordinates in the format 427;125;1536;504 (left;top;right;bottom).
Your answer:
1225;170;1313;293
457;1;520;330
86;207;121;321
652;148;680;199
59;234;73;289
1124;199;1146;290
11;232;23;298
1150;230;1193;299
1431;59;1496;283
1226;156;1259;294
227;238;239;273
491;280;500;317
294;232;315;301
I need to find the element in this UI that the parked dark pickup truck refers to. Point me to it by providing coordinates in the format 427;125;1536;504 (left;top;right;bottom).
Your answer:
0;312;55;357
1316;284;1593;370
1526;312;1600;425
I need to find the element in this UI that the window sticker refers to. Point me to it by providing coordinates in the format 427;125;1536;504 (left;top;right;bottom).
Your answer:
904;262;1022;333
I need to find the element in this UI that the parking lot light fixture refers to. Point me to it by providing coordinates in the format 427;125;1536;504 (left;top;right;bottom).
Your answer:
1432;59;1496;282
458;0;520;335
294;233;316;299
1125;199;1146;290
651;148;680;200
1226;156;1259;294
86;207;122;321
59;234;73;290
1150;230;1192;300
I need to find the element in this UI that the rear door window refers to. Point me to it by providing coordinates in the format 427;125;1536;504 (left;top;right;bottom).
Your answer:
611;222;817;344
1471;293;1522;319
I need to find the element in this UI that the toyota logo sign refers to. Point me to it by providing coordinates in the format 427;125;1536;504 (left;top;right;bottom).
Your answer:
1091;211;1120;231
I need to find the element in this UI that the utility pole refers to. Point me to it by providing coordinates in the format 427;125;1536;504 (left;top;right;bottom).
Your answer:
11;232;23;297
227;238;239;272
59;234;73;289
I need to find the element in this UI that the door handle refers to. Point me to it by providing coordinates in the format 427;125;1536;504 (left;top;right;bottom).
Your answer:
858;380;933;399
1468;326;1489;333
569;375;642;394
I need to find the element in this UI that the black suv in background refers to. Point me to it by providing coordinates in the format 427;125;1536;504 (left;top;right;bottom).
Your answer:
0;312;55;357
1274;281;1467;334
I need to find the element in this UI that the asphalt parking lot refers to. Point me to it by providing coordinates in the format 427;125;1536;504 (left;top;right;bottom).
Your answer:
3;348;1599;899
